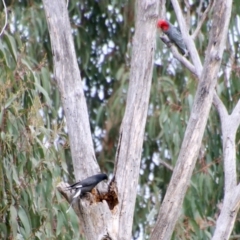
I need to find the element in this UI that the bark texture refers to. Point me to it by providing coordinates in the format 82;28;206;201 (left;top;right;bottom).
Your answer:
212;99;240;239
43;0;114;239
150;0;233;239
42;0;99;181
43;0;159;239
113;1;159;238
163;0;240;238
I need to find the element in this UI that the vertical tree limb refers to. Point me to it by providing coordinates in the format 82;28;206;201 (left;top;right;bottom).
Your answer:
43;1;112;237
150;0;233;239
169;0;240;238
42;0;100;181
43;0;159;239
212;99;240;239
113;0;159;238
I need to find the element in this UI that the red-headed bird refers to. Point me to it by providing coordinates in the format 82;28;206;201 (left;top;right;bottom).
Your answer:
157;19;188;55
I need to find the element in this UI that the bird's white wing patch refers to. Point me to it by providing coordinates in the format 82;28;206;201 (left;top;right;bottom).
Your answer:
66;189;82;213
73;189;81;199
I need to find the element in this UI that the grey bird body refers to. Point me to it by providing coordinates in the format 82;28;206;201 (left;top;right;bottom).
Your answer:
66;173;108;212
164;22;187;55
157;20;188;55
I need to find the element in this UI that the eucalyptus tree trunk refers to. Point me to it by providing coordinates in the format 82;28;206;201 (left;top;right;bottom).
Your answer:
112;0;159;237
43;0;159;239
150;0;233;239
42;0;99;182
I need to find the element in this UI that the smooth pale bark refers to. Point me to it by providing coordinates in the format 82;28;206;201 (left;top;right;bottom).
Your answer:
113;0;159;238
150;0;233;239
43;0;159;239
170;0;240;238
42;0;99;181
43;1;113;238
163;0;240;236
171;0;202;77
212;99;240;239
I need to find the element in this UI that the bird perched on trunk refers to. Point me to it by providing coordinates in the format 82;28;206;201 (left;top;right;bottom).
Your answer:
66;173;108;212
157;19;188;56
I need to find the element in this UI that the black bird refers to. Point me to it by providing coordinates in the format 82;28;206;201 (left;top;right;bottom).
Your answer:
66;173;108;212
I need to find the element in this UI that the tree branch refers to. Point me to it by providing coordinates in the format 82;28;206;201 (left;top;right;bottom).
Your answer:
170;0;203;76
42;0;100;181
222;118;237;193
168;0;227;115
113;0;159;238
212;185;240;240
159;36;198;76
43;1;115;239
171;51;196;76
184;0;191;27
159;159;174;171
150;0;233;239
192;0;214;40
212;93;228;121
213;98;240;239
231;99;240;127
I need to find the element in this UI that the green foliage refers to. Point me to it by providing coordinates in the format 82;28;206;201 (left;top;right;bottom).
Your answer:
0;28;81;239
1;0;240;239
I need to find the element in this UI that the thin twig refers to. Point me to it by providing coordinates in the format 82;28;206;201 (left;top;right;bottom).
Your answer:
0;0;8;37
159;159;174;171
192;0;214;40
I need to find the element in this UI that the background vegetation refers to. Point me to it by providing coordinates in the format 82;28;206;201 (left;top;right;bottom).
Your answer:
0;0;239;239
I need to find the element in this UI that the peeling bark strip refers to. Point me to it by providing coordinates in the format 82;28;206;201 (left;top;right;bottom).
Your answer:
150;0;233;239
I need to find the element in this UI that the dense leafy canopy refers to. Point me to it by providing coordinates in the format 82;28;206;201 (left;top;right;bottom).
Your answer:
0;0;240;239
